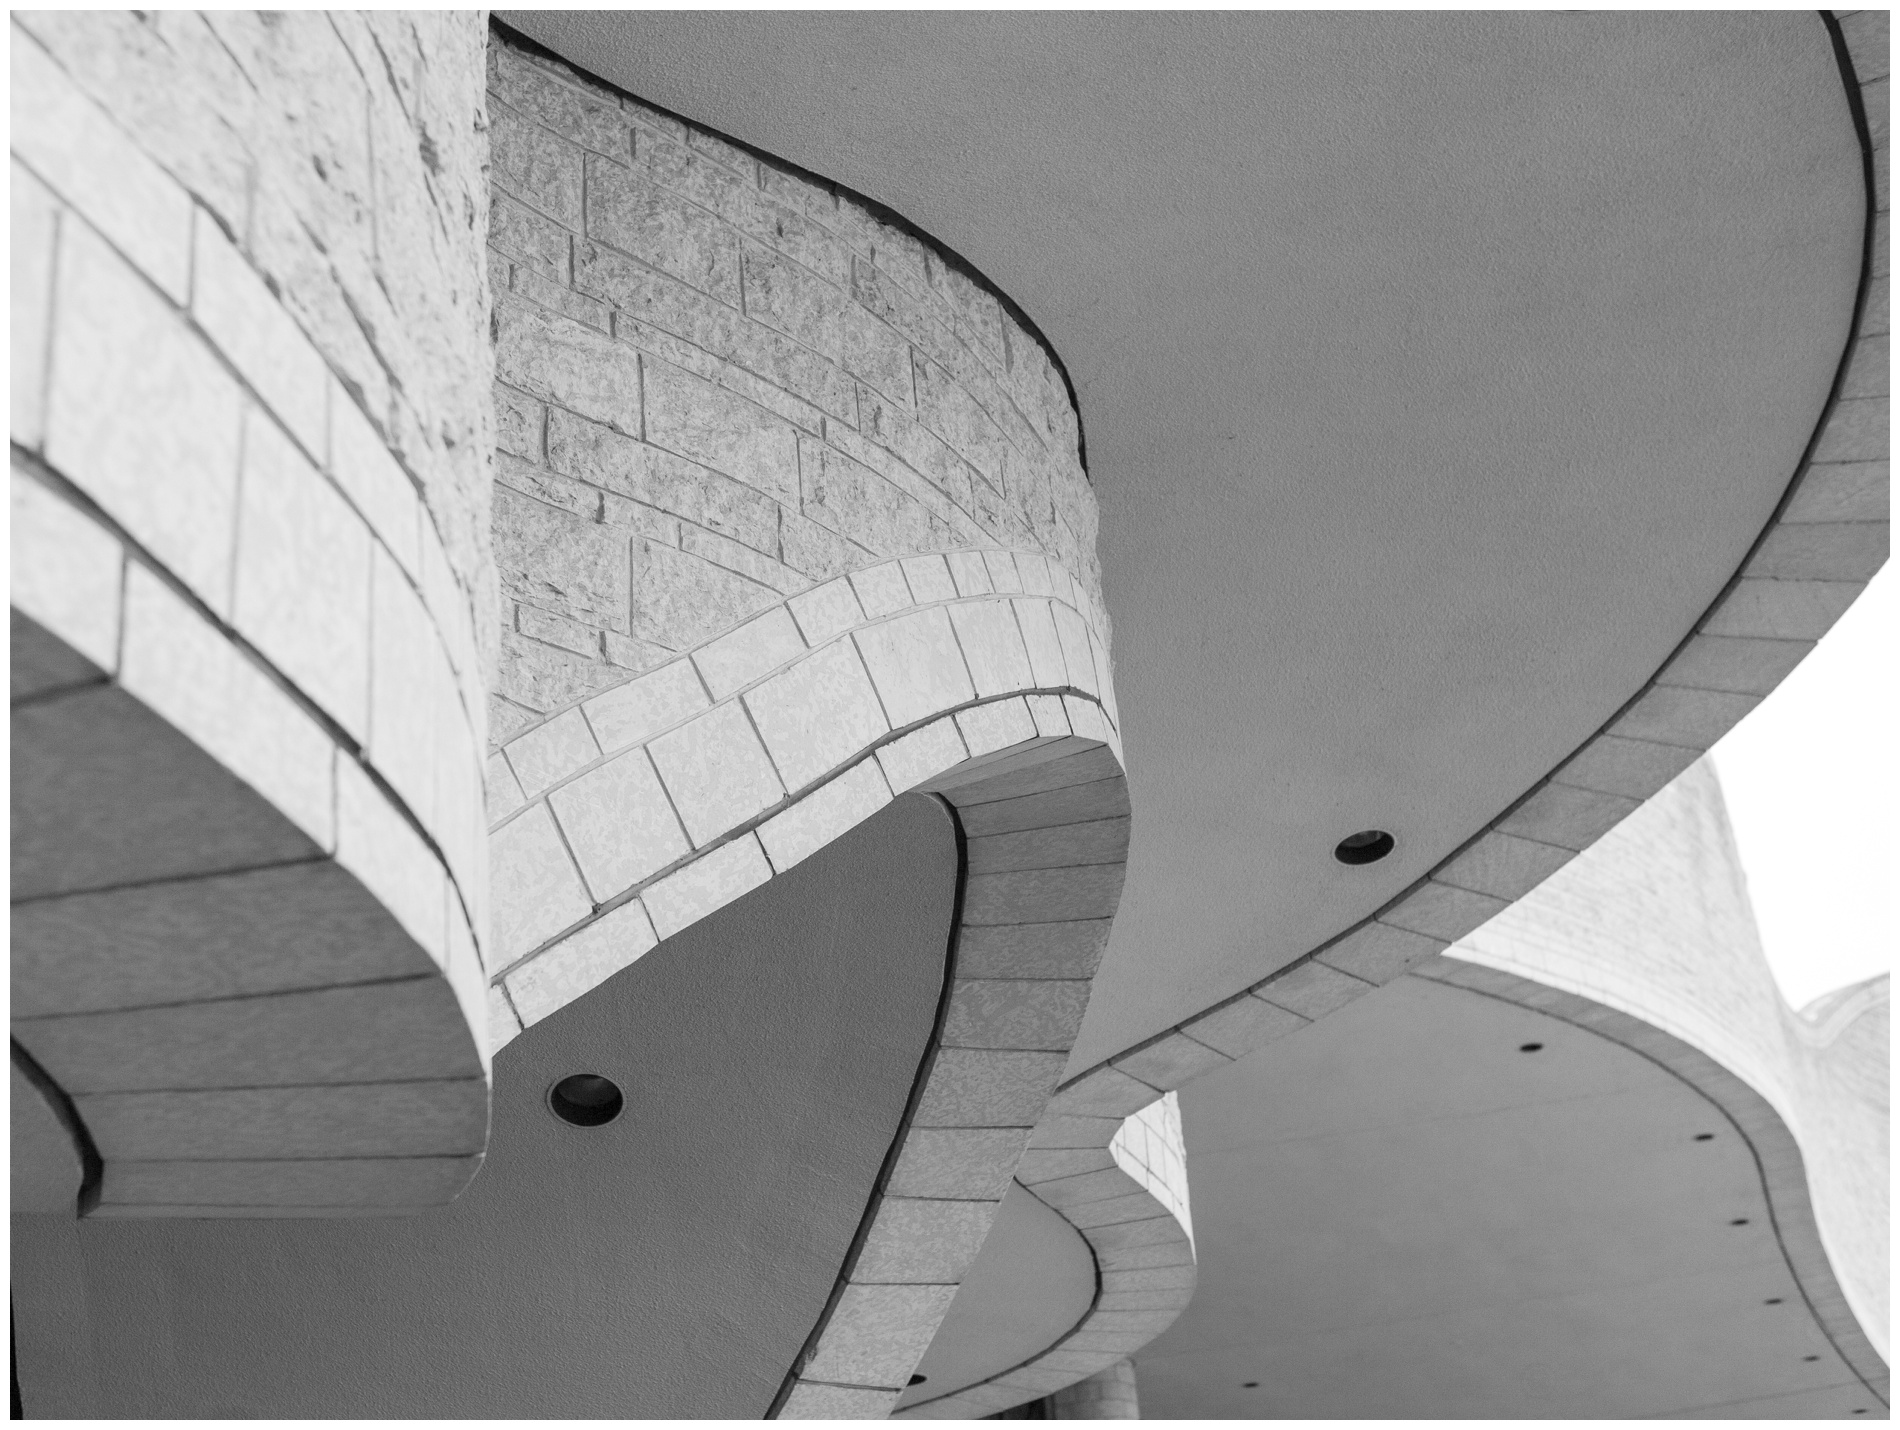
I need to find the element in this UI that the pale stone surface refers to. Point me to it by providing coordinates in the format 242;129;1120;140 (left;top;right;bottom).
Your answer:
1378;881;1510;943
549;748;690;900
118;566;334;852
877;716;970;792
642;833;772;939
692;606;806;698
743;640;891;790
758;759;893;871
887;1127;1029;1201
232;416;372;740
506;898;658;1025
851;561;915;619
1314;921;1445;984
489;802;592;964
334;760;446;971
1255;959;1374;1020
10;31;192;302
45;223;243;612
856;607;977;728
329;384;422;579
582;658;709;753
647;701;785;845
505;707;602;799
900;553;960;603
192;216;328;460
10;161;57;449
854;1198;1002;1284
955;698;1040;759
950;600;1037;699
945;979;1091;1051
788;575;866;645
803;1283;960;1387
9;470;122;674
1014;598;1070;687
369;547;451;829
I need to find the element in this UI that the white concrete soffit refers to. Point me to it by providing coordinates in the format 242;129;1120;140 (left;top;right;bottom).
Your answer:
490;9;1887;1414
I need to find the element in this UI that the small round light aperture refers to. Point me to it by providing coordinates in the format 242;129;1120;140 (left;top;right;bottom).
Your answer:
1334;830;1394;866
549;1073;624;1128
908;1375;927;1387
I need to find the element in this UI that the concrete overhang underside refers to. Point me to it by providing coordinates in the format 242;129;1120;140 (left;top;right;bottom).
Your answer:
11;9;1888;1421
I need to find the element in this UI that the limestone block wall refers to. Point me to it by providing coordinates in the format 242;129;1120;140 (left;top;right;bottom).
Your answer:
484;27;1103;747
10;12;496;1214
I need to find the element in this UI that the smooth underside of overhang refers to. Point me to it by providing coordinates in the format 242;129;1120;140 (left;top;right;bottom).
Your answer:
1138;975;1884;1420
503;10;1866;1070
10;797;958;1419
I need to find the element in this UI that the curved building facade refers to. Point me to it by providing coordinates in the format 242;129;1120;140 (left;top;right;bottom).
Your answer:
9;8;1888;1421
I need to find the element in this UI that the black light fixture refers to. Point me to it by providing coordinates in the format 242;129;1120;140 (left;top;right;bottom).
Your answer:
1334;829;1394;865
1519;1042;1543;1053
1243;1382;1260;1389
908;1375;927;1387
549;1073;624;1128
1694;1132;1715;1141
1731;1217;1750;1226
1766;1297;1785;1305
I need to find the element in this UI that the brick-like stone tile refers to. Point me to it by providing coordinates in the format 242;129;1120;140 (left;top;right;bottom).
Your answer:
746;639;890;790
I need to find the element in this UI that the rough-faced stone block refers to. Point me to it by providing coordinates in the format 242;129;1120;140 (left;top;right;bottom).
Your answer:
1699;578;1866;641
802;1283;959;1388
9;470;122;675
691;606;806;700
11;34;192;301
877;716;969;792
489;802;592;963
963;863;1126;926
1608;683;1761;750
1378;881;1509;944
47;224;243;611
504;707;601;801
550;746;690;900
505;897;658;1025
943;979;1091;1051
586;153;740;304
496;299;642;436
887;1127;1029;1201
966;816;1131;875
1178;994;1308;1059
1315;921;1445;985
913;1049;1067;1127
1013;597;1069;687
641;833;772;940
745;638;890;789
578;659;706;758
490;100;584;228
642;353;797;504
900;553;959;603
950;598;1037;698
1112;1030;1233;1089
647;701;785;845
851;561;915;618
192;217;327;459
788;576;865;645
856;606;977;728
853;1197;1000;1284
1551;734;1701;800
955;918;1115;981
1433;831;1577;901
758;760;892;871
955;698;1039;758
119;566;335;851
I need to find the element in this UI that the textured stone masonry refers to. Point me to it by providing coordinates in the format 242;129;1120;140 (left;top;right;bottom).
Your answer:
486;27;1101;746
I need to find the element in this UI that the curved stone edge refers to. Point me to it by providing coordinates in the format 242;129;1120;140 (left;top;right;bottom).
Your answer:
772;736;1132;1420
1410;955;1890;1407
892;1094;1195;1421
1038;2;1888;1190
485;548;1118;1047
10;470;488;1218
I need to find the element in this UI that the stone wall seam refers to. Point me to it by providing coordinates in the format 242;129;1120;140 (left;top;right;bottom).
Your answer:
10;11;497;1216
487;25;1106;750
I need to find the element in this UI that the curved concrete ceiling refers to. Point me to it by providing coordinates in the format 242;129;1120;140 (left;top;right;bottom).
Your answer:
899;1180;1097;1410
1139;975;1887;1419
502;11;1865;1069
11;796;958;1418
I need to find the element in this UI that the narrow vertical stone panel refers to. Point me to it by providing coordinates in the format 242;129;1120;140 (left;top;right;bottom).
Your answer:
10;12;497;1214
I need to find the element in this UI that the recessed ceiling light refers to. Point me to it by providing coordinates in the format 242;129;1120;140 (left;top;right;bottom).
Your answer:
549;1073;624;1128
1519;1042;1544;1053
1694;1133;1715;1141
1731;1217;1750;1226
1804;1355;1822;1363
908;1375;927;1387
1243;1382;1260;1389
1766;1297;1785;1305
1334;830;1394;865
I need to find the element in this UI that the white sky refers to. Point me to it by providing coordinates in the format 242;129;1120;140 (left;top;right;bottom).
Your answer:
1710;561;1895;1012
